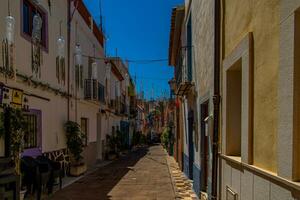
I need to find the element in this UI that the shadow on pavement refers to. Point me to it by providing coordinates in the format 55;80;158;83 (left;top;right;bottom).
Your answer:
50;147;149;200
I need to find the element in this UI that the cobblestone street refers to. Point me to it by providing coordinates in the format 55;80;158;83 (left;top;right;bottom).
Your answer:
51;145;176;200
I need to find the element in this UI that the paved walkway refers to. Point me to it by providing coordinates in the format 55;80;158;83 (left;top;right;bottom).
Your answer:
50;145;175;200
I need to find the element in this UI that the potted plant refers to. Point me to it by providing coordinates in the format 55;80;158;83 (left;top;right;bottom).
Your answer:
1;107;27;199
64;121;87;176
105;134;117;160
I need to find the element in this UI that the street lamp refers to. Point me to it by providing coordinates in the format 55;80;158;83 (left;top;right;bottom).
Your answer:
168;78;176;92
168;79;176;99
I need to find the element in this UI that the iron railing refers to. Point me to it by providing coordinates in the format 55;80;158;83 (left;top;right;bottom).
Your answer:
84;79;98;101
174;46;193;87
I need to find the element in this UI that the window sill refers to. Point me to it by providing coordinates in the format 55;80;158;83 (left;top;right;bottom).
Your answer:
220;154;300;190
225;155;241;163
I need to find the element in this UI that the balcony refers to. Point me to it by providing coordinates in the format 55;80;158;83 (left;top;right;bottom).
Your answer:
109;99;116;110
120;102;127;115
84;79;106;103
98;83;105;103
113;96;128;116
84;79;98;101
174;47;194;96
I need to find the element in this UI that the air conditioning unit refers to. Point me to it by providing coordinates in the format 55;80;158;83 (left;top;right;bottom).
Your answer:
226;186;238;200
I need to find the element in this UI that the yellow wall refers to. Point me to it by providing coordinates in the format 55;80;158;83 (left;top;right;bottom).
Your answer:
223;0;279;172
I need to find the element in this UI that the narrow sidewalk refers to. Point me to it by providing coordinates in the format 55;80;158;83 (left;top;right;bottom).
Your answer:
165;152;198;200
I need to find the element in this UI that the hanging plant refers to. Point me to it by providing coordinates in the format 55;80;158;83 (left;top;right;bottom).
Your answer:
75;44;82;90
56;36;65;85
91;45;97;80
31;13;43;78
80;65;83;88
2;15;15;79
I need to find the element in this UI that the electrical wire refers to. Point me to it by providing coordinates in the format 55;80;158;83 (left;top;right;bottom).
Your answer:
81;54;168;64
134;76;169;81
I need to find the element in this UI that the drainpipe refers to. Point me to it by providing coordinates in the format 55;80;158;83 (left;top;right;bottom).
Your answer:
67;0;71;121
211;0;221;199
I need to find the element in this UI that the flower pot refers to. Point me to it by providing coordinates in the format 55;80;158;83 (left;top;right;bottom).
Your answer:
108;153;117;160
20;189;26;200
69;163;87;177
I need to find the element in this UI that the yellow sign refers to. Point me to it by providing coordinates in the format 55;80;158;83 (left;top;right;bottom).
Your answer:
11;89;23;108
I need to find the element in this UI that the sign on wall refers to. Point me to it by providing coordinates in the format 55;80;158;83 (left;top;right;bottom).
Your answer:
11;89;23;108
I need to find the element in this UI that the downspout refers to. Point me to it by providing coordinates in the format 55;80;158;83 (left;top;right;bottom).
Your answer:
211;0;221;199
67;0;71;121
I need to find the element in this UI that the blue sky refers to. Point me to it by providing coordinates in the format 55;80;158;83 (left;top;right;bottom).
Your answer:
83;0;183;99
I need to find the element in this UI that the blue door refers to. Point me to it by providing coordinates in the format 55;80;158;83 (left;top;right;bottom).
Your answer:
120;121;129;148
188;110;194;180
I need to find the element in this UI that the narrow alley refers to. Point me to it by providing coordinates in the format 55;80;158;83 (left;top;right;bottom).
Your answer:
52;145;176;200
1;0;300;199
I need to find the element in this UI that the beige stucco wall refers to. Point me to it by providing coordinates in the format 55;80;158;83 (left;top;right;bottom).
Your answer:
0;0;68;91
187;0;215;166
224;0;279;172
278;0;300;181
0;0;69;153
0;79;69;152
0;0;107;160
69;2;107;163
77;101;99;143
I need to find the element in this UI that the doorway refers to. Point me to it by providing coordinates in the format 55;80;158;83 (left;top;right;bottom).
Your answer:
96;113;102;160
188;110;194;180
200;101;209;192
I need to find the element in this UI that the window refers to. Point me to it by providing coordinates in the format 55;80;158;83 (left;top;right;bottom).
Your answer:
223;33;253;163
105;79;108;97
98;83;105;103
84;79;98;100
88;57;93;79
225;60;242;156
186;15;192;82
200;101;209;192
112;126;115;134
81;118;88;146
22;0;48;49
23;113;38;149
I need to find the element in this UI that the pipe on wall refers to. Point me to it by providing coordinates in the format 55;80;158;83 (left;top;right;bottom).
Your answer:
67;0;71;121
211;0;221;199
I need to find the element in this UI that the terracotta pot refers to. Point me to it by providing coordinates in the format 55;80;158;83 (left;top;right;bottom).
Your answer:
108;154;117;160
20;189;26;200
69;163;87;176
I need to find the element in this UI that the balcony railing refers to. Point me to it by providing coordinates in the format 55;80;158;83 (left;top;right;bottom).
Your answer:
84;79;105;103
108;95;128;116
174;46;194;96
175;47;193;84
109;99;116;109
98;83;105;103
84;79;98;100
